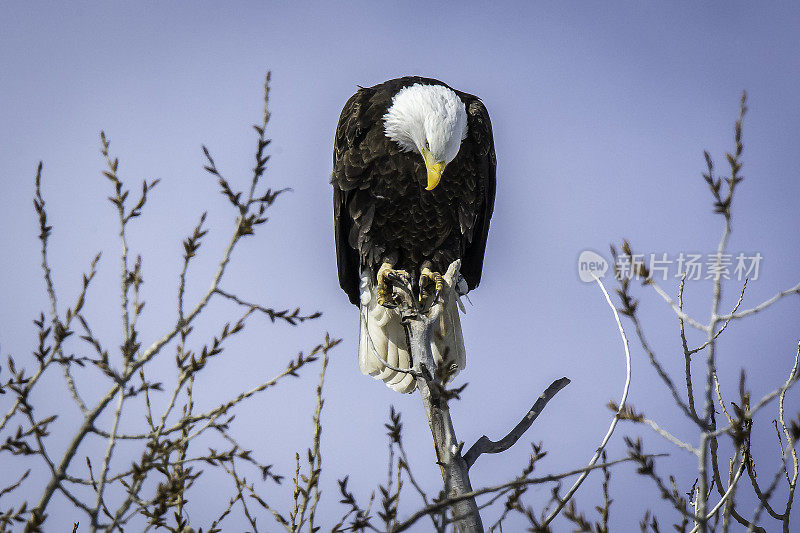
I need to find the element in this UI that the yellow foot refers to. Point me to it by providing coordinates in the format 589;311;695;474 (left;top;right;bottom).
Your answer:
420;267;444;305
377;263;411;309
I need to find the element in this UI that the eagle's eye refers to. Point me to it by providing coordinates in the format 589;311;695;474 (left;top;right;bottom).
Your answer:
424;140;430;150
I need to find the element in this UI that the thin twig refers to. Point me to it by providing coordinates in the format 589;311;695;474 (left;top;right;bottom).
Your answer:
392;454;665;533
541;274;632;527
717;281;800;321
689;459;746;533
642;417;700;455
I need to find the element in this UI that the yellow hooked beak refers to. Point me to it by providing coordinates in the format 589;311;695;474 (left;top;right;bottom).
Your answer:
420;146;446;191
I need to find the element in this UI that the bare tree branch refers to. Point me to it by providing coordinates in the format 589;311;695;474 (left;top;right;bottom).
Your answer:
463;377;570;470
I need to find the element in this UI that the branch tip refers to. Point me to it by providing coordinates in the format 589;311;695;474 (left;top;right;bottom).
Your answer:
464;377;570;470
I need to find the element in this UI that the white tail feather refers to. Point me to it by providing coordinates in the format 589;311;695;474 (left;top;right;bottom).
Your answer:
357;261;466;393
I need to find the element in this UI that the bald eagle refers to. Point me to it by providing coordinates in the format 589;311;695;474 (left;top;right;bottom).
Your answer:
333;77;496;393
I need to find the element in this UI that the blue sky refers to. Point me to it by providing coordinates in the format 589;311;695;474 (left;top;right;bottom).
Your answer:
2;2;799;530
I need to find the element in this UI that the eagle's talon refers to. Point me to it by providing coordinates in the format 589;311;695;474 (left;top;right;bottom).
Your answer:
420;269;444;305
387;270;412;288
376;275;396;309
377;267;411;309
377;296;397;309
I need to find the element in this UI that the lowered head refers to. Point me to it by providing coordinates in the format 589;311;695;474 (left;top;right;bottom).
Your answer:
383;83;468;190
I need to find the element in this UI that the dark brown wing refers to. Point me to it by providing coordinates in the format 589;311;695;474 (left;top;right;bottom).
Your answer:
459;98;496;290
332;88;371;305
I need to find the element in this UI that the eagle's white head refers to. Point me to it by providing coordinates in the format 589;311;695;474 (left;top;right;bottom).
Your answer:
383;83;468;190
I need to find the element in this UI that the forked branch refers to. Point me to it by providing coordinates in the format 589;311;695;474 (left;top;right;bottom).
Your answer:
386;261;570;532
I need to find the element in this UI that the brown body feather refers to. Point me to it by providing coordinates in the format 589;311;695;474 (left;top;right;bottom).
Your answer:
333;77;496;305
